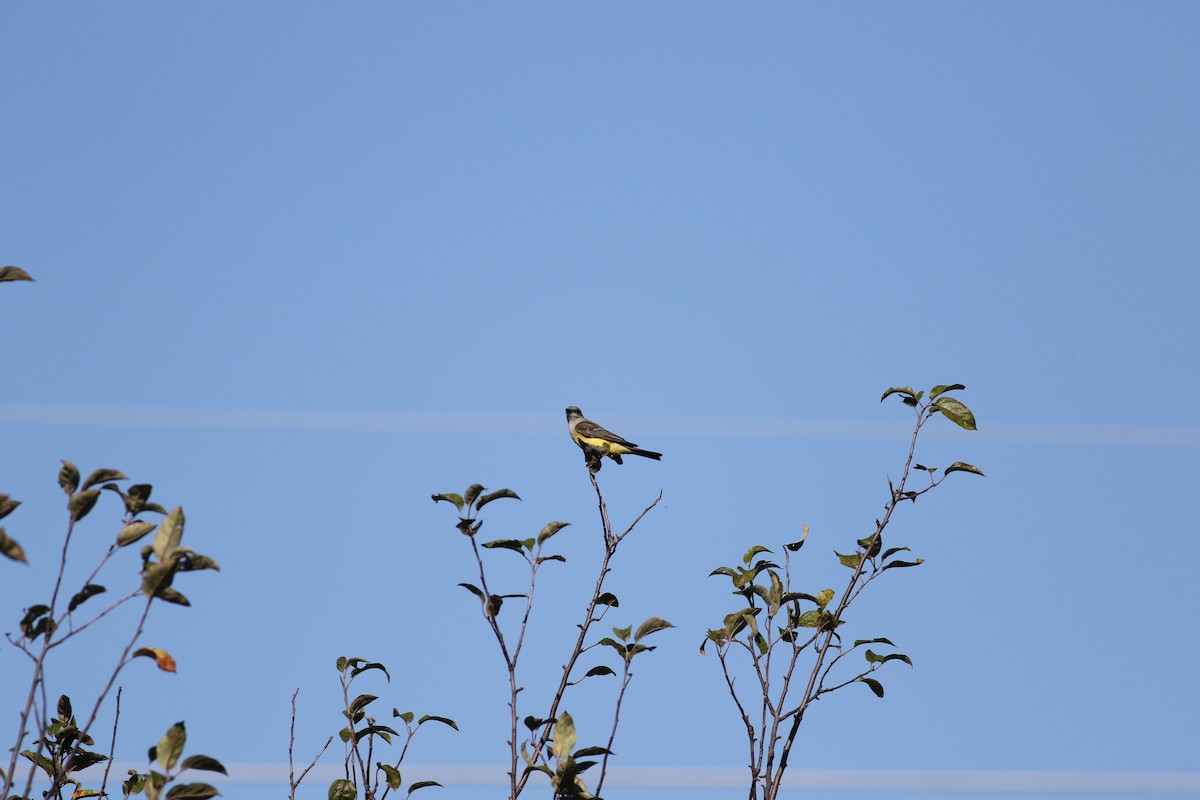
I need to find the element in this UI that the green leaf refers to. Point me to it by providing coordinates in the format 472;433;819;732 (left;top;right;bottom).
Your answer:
857;534;882;558
482;539;527;553
349;694;378;717
780;591;820;606
117;521;158;548
612;625;632;642
583;665;616;678
477;488;521;509
795;610;822;628
573;746;612;758
354;724;399;743
142;561;178;598
458;582;485;601
537;554;566;564
595;592;619;607
407;781;442;794
0;266;34;282
350;661;391;681
417;715;459;730
68;584;107;613
59;460;81;496
394;709;415;723
151;507;185;560
854;637;895;647
537;521;570;545
328;779;357;800
633;617;675;642
157;588;191;606
431;492;464;510
463;484;485;506
68;489;102;522
81;468;128;492
944;461;985;477
882;558;925;571
742;545;771;566
599;638;628;659
123;772;146;796
19;604;50;637
929;383;965;399
0;528;27;563
815;588;835;609
157;722;187;771
836;551;862;569
880;386;916;403
21;749;55;778
860;677;885;698
379;762;402;790
552;712;577;758
177;553;220;573
71;751;109;770
58;694;73;720
932;397;977;430
124;483;154;515
524;715;550;731
0;494;20;521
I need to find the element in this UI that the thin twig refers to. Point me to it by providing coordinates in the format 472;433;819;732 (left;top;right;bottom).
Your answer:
594;660;632;797
768;404;931;799
100;687;122;798
514;474;661;797
2;516;79;799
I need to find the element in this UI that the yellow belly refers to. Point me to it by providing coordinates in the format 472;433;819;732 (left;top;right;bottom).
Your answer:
577;435;632;456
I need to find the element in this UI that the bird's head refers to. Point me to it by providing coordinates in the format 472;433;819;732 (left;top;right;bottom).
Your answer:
565;406;583;422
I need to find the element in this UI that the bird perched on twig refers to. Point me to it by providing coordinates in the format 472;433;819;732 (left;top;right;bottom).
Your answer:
565;406;662;473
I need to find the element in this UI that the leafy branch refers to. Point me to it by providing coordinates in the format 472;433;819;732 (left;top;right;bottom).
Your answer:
433;474;669;800
703;384;983;800
299;656;456;800
2;464;219;800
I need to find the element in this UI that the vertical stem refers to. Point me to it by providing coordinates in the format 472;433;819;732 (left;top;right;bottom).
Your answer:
770;405;929;795
2;517;79;798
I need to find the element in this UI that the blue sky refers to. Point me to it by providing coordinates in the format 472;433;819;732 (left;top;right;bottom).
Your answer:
3;4;1199;799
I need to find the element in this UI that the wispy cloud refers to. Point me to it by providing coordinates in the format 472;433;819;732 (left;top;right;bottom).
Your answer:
4;405;1199;447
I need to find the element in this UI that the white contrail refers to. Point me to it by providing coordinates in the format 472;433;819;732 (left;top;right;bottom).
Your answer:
4;404;1200;447
69;763;1200;793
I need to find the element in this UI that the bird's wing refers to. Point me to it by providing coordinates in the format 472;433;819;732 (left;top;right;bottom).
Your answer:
575;419;636;447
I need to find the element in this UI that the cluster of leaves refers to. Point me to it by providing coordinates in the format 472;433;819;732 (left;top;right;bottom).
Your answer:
703;384;983;800
3;463;219;800
521;615;673;800
306;656;457;800
433;483;669;799
121;721;226;800
15;695;108;800
1;492;25;564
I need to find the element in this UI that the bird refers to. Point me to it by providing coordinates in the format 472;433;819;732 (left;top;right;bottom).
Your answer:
565;406;662;471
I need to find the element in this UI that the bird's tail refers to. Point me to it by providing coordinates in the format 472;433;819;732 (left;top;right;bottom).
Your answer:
629;448;663;461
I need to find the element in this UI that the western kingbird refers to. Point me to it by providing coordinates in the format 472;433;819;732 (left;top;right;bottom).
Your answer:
565;406;662;470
